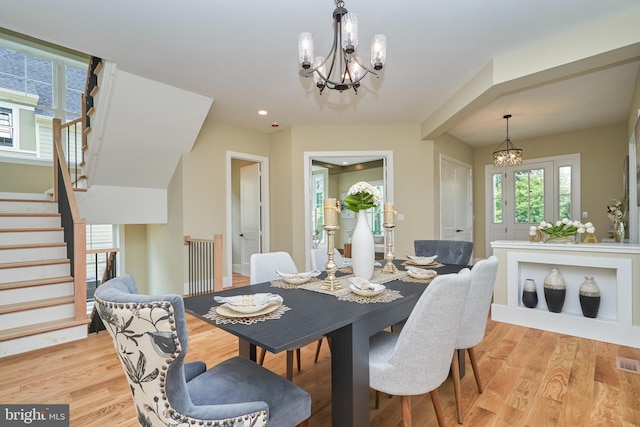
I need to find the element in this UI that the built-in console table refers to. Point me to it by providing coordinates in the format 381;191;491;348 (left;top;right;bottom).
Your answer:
491;241;640;348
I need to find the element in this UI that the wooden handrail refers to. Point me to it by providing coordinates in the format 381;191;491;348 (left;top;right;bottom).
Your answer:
86;248;119;255
53;118;87;322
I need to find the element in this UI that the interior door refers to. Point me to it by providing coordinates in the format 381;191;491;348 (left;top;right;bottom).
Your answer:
440;157;473;243
240;163;261;276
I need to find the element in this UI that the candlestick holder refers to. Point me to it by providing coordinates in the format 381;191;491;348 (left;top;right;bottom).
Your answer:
321;224;342;291
381;223;397;274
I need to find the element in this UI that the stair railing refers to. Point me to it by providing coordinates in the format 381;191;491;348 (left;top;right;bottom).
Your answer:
53;118;87;322
184;234;223;294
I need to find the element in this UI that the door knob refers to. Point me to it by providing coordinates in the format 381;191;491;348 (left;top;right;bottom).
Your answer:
456;229;463;232
240;233;244;237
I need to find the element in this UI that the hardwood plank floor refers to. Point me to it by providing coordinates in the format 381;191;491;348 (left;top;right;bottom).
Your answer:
1;274;638;426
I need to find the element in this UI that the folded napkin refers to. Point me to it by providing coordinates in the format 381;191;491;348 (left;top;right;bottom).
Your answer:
214;292;283;307
348;277;385;292
406;266;437;277
407;254;438;262
274;270;321;279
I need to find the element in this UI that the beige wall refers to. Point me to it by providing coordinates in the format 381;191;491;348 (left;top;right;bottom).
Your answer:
122;224;149;293
473;123;628;258
0;162;51;193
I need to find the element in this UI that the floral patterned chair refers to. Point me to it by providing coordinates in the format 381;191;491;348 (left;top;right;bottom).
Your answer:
94;274;311;427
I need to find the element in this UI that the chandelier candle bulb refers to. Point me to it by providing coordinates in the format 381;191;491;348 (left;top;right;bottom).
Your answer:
324;198;337;226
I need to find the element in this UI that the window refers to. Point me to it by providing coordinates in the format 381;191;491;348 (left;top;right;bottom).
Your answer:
492;173;503;223
367;182;384;235
0;35;87;160
86;224;117;301
558;165;572;219
312;170;327;247
514;168;544;223
0;106;14;147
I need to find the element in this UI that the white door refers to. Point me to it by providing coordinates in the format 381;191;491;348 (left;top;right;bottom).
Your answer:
240;163;262;276
440;156;473;243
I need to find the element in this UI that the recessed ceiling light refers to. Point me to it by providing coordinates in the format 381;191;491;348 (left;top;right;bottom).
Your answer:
342;161;349;165
258;110;268;116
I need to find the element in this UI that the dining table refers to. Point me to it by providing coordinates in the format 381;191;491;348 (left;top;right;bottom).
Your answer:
184;259;468;427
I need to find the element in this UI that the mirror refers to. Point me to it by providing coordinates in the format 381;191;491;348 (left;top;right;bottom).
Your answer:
303;151;394;269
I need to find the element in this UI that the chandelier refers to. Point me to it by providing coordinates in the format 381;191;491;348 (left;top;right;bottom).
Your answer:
298;0;387;95
493;114;523;166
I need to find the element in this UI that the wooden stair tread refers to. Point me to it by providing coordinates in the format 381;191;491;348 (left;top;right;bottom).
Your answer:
0;242;66;250
93;60;103;75
0;276;74;290
0;258;70;270
0;318;89;342
0;198;55;204
0;227;63;233
89;85;99;97
0;212;60;217
0;295;75;315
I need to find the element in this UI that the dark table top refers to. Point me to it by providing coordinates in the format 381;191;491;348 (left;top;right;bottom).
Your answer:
183;261;468;353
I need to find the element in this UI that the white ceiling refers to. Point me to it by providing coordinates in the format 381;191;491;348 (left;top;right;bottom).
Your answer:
2;0;640;147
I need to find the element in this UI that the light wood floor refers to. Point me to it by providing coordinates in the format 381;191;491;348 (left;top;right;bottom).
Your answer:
1;274;639;426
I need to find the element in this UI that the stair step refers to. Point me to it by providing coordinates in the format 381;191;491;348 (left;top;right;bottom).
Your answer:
0;295;75;315
0;275;74;291
0;243;67;263
1;301;76;331
0;199;57;214
0;318;88;342
0;276;74;305
0;213;61;228
90;84;99;98
0;259;70;283
0;228;64;245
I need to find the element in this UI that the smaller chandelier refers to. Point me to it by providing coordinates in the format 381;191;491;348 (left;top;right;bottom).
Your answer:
493;114;523;166
298;0;387;95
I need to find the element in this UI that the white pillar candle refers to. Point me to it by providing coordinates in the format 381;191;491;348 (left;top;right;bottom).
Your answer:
324;198;337;226
384;202;395;225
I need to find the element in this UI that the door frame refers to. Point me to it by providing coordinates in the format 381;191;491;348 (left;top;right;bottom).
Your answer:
226;151;270;288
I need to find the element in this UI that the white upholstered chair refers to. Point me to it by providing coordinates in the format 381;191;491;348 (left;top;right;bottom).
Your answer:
310;247;345;271
369;268;472;427
451;255;499;424
413;240;474;265
250;252;301;380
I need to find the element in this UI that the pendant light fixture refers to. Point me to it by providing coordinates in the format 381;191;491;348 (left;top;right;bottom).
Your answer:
298;0;387;95
493;114;523;166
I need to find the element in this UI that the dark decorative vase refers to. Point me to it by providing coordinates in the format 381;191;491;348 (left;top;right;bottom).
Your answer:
544;268;566;313
522;279;538;308
579;276;601;318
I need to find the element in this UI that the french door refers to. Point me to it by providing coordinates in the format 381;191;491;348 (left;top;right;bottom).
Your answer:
485;155;580;255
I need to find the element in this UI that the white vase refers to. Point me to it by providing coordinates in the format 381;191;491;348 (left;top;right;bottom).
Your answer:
351;210;375;280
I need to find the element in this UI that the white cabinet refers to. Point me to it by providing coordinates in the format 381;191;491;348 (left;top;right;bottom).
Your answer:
491;241;640;347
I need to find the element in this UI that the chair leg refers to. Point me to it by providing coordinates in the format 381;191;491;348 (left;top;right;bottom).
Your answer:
258;347;266;365
430;389;445;427
468;347;483;394
401;395;412;427
451;352;463;424
286;350;294;381
314;339;323;363
296;348;301;372
375;390;380;409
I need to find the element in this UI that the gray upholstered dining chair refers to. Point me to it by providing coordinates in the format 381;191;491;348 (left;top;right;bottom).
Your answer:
414;239;474;265
94;274;311;427
369;268;472;427
250;251;327;379
451;255;499;424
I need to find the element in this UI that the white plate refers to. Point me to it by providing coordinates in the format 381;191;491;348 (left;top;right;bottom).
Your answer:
217;301;282;318
406;255;438;266
349;283;386;297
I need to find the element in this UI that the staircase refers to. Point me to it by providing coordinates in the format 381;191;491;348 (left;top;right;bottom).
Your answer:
0;193;88;358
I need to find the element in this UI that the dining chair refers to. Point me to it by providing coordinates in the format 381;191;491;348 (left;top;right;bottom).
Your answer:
369;268;472;427
94;274;311;427
310;247;345;271
451;255;499;424
250;251;327;379
413;239;474;265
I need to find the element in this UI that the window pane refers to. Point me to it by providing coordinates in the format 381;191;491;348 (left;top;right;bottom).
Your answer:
492;173;502;223
558;166;572;219
66;65;86;114
514;168;544;223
